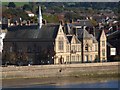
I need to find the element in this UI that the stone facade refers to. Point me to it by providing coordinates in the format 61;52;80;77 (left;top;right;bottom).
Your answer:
54;24;107;64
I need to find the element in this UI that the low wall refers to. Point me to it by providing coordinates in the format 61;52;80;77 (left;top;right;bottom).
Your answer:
1;62;119;79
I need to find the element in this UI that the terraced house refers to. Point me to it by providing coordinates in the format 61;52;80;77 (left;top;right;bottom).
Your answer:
54;22;107;64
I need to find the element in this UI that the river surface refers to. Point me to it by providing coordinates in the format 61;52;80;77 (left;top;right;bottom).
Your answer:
21;80;119;88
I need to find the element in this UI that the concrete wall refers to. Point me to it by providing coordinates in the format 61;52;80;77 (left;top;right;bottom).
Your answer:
1;62;119;79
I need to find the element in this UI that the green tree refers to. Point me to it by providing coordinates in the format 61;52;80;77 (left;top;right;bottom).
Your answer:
8;2;16;8
23;4;32;11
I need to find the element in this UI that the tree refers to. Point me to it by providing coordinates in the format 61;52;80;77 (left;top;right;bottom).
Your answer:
23;4;32;11
8;2;16;8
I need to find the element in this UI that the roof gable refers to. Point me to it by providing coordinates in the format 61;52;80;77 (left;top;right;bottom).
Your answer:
71;35;81;44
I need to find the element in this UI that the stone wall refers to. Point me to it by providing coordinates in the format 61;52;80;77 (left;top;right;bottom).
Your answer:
1;62;119;79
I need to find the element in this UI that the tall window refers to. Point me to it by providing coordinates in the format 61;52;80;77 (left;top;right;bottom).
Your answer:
58;41;64;50
10;46;12;52
102;41;105;47
95;44;97;51
58;37;64;51
78;45;81;51
102;49;105;56
72;56;75;62
90;47;92;51
66;56;69;62
77;55;80;61
85;44;88;51
66;45;69;52
72;45;76;51
90;55;92;61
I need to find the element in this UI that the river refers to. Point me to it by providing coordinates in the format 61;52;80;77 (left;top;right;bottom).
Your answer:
22;80;119;88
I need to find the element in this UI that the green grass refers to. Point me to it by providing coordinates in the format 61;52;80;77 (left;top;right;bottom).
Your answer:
2;2;29;7
43;14;59;23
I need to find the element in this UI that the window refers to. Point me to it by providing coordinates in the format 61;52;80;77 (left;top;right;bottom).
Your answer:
58;37;64;51
102;49;105;56
77;55;80;61
27;46;31;53
66;45;69;52
66;56;69;62
78;45;81;51
90;55;92;61
58;41;64;50
95;44;97;51
85;44;88;51
102;58;105;60
10;46;12;52
19;48;23;53
90;47;92;51
72;45;76;51
102;41;105;47
72;56;75;61
85;55;88;62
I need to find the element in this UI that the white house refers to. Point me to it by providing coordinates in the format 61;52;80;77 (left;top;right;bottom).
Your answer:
25;11;35;17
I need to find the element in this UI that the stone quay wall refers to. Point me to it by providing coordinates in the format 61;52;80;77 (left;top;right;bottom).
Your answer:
1;62;119;79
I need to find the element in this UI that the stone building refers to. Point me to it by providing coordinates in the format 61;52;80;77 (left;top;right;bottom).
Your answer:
2;6;107;65
3;22;107;65
54;23;107;64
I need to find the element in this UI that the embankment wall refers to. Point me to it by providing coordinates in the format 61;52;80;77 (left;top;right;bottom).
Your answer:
1;62;119;79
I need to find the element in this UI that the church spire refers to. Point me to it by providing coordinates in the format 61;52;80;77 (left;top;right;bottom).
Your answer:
38;6;42;29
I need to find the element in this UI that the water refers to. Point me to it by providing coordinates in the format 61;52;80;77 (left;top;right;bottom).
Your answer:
23;80;119;88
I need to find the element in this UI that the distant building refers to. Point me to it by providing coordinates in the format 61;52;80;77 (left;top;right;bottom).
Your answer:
0;30;7;53
25;11;35;17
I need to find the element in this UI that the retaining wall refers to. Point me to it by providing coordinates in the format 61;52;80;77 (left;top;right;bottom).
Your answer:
1;62;119;79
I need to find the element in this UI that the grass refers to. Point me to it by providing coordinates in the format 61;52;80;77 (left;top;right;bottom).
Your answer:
2;2;29;7
43;14;59;23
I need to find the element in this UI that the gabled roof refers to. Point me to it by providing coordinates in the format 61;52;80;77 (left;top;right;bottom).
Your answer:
38;24;59;39
77;28;91;39
66;35;72;43
5;24;60;42
71;35;81;44
90;34;98;43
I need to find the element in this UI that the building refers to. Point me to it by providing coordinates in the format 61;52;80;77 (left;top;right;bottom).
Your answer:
2;22;107;65
2;6;107;65
25;11;35;17
54;22;107;64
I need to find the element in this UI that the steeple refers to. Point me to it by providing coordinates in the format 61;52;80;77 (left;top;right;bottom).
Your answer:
38;6;42;29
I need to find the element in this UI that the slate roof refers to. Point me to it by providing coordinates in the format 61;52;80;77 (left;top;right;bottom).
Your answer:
66;35;72;43
38;24;59;39
77;28;91;39
74;28;98;43
4;24;60;42
68;20;93;28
